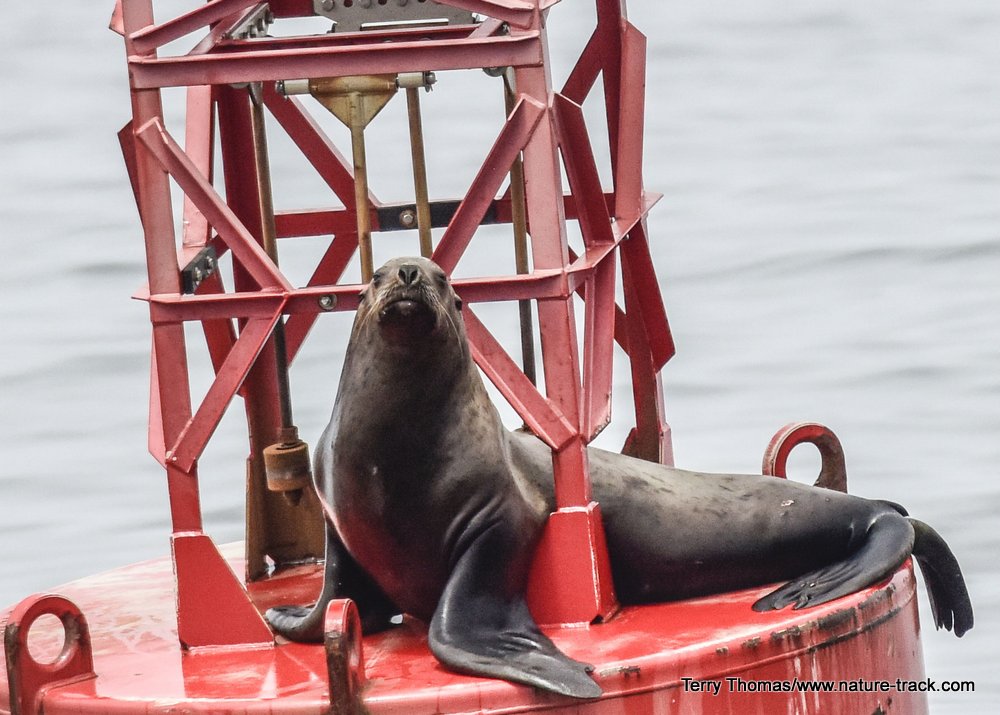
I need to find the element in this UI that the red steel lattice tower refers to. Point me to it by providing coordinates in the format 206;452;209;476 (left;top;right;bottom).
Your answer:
112;0;675;646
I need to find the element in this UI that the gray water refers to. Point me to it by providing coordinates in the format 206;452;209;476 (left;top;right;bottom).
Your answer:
1;1;998;712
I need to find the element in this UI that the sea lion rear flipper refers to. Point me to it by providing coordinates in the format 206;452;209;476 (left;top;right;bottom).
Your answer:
266;526;398;642
428;523;602;699
908;518;973;637
752;509;914;613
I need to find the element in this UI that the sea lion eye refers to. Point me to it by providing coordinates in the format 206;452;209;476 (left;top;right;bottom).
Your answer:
435;272;448;288
372;270;386;287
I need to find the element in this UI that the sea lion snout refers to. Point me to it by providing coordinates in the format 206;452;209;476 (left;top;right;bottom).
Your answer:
366;258;457;344
397;262;421;286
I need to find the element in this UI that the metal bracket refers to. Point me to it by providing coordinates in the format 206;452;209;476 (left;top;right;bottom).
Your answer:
180;246;218;294
762;422;848;493
324;599;365;715
4;594;96;715
313;0;476;33
226;3;275;40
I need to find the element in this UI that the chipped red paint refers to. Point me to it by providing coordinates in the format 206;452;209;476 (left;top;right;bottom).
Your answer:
2;548;927;714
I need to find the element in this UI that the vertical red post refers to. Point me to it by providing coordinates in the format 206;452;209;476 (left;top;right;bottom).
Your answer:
120;4;271;647
514;9;617;625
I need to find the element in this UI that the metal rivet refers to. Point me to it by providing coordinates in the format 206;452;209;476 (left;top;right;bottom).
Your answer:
319;295;337;311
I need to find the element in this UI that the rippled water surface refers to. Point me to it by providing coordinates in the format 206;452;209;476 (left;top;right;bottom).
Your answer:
1;2;998;711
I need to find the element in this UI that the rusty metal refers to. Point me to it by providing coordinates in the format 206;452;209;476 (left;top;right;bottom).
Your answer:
1;552;930;713
763;422;849;493
250;83;312;505
323;599;365;715
4;594;95;715
263;427;312;503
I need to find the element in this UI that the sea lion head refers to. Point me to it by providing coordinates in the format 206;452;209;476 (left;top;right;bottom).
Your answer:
357;257;464;350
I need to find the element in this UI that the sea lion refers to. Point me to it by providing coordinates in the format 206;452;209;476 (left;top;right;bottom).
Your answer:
266;256;973;699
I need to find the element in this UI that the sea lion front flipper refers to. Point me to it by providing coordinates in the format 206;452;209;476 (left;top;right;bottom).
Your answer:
428;523;602;699
266;526;398;642
752;509;914;613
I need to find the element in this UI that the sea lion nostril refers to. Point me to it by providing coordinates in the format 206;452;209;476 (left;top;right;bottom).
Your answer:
398;264;420;285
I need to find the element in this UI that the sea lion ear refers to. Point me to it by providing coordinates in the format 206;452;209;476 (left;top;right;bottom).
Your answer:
454;296;463;311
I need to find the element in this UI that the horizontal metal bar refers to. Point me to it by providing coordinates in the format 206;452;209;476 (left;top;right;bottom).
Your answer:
128;33;542;89
271;190;627;238
148;286;348;323
376;199;498;232
216;19;479;53
146;269;567;323
453;270;566;303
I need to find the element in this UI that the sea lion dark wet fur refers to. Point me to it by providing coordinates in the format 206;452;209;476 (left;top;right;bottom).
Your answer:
267;257;973;699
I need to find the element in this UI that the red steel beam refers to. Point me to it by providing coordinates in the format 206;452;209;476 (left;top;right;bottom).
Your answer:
438;0;536;29
121;0;204;536
614;22;647;225
431;96;545;273
195;272;240;379
168;315;281;472
463;308;575;450
581;253;617;440
560;28;602;104
135;118;291;292
620;218;675;369
262;84;371;211
128;0;261;55
597;0;624;181
145;269;572;324
514;69;594;514
554;93;614;248
127;33;543;89
181;85;214;248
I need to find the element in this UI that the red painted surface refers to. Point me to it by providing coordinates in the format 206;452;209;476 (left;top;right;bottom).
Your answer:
0;3;934;712
1;550;927;714
112;0;678;633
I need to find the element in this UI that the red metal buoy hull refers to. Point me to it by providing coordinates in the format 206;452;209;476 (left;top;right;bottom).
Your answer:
2;545;928;714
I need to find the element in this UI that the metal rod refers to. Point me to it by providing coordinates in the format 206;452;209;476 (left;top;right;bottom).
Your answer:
249;84;295;431
349;97;375;282
406;86;434;258
504;70;537;385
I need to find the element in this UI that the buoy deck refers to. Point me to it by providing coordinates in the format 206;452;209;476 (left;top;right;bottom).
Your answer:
1;544;927;714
